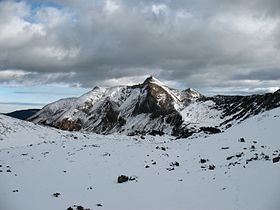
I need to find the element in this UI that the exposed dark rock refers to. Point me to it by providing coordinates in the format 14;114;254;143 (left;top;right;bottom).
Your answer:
239;138;245;142
166;167;175;171
221;147;230;150
117;175;129;183
118;117;126;126
208;165;215;170
56;118;82;131
52;192;60;197
129;176;137;181
200;127;221;134
236;152;244;158
76;206;84;210
170;161;180;167
273;156;280;163
200;158;208;163
149;130;164;136
226;156;234;160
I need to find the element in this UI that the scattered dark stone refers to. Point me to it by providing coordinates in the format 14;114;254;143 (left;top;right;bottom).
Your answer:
239;138;245;142
161;147;166;151
67;207;73;210
221;147;229;150
166;167;175;171
117;175;129;183
145;165;150;168
253;141;257;144
226;156;234;160
52;192;60;197
71;205;90;210
208;165;215;170
0;165;2;167
74;136;78;139
129;176;137;181
272;156;280;163
236;152;244;158
170;161;179;167
96;204;103;207
261;145;265;148
140;135;145;139
243;147;247;150
12;190;18;192
200;158;208;163
225;124;232;129
6;169;11;173
0;170;2;172
152;161;156;165
178;179;183;182
250;145;256;150
76;206;84;210
201;166;206;168
264;155;270;160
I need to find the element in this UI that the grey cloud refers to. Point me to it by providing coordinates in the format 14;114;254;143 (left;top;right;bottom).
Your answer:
233;68;280;81
0;0;280;94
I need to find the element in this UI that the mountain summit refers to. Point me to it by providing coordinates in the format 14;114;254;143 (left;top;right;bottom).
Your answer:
29;77;280;138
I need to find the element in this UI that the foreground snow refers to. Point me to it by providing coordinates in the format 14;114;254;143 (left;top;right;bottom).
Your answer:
0;108;280;210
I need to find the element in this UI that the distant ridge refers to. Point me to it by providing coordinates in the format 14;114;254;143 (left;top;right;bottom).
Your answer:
4;109;40;120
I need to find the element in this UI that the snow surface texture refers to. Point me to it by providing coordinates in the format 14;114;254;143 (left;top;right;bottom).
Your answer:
1;107;280;210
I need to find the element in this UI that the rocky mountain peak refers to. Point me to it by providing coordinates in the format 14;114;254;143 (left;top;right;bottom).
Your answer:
28;78;280;138
143;76;162;85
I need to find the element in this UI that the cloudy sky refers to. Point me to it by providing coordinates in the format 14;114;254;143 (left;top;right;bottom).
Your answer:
1;0;280;112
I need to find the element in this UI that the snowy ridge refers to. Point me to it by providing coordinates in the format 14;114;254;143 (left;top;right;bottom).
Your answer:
29;77;280;138
1;108;280;210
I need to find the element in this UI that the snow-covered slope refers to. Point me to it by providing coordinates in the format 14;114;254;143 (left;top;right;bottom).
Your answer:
1;108;280;210
29;77;280;138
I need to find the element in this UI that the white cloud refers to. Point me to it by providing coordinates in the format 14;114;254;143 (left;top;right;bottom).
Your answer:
104;0;120;14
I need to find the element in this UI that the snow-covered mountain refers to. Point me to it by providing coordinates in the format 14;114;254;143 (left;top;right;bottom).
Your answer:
1;107;280;210
29;77;280;137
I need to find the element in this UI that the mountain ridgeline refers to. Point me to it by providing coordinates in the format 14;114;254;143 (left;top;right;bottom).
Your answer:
28;77;280;138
